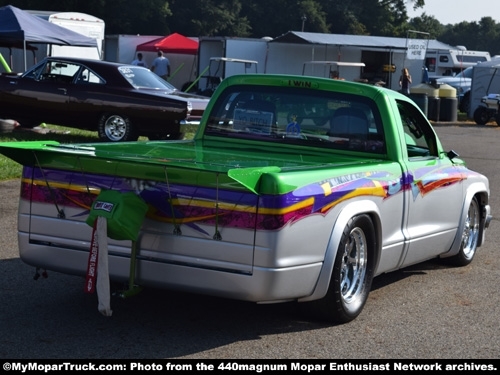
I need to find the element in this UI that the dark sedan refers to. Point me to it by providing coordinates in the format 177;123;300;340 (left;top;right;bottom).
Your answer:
0;57;209;142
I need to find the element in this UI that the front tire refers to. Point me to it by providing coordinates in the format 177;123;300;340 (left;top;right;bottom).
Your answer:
473;107;491;125
445;197;480;267
305;214;376;323
97;114;137;142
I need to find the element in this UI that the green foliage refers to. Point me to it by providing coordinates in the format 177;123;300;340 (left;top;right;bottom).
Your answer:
1;0;499;60
408;13;444;39
168;0;251;37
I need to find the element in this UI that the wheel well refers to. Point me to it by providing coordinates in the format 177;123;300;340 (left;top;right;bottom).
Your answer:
298;204;382;303
475;191;491;247
365;212;383;271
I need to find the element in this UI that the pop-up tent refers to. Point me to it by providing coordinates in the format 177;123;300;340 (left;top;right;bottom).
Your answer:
135;33;198;55
135;33;199;89
0;5;98;70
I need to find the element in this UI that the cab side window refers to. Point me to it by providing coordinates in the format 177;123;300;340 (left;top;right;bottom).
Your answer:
397;100;438;158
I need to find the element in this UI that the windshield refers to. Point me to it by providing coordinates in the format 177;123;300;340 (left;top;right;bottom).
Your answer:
119;66;177;91
456;67;473;79
205;85;386;154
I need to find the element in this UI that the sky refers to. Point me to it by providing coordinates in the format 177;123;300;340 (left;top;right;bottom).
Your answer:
406;0;499;24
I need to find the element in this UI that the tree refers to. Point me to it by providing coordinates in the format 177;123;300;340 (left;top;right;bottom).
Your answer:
167;0;251;37
0;0;172;35
4;0;500;57
408;13;444;39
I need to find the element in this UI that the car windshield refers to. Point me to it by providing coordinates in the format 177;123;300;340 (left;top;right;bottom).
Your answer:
456;67;473;78
119;66;177;92
205;84;386;154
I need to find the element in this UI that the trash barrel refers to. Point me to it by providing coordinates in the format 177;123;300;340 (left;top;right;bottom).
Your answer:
410;84;439;120
428;97;441;122
409;93;428;117
439;98;458;121
438;84;458;122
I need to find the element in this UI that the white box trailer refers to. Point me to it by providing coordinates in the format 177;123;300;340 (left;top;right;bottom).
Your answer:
196;37;268;92
29;11;105;60
196;32;428;92
104;34;163;64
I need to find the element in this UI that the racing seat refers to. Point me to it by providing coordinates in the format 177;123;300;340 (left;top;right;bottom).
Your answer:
329;107;369;139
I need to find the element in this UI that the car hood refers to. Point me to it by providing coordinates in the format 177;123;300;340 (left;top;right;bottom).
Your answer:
436;76;471;85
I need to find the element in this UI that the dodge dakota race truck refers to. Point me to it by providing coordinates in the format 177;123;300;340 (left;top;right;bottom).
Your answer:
0;74;492;323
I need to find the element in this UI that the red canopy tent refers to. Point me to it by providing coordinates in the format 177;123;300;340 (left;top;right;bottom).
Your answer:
135;33;198;55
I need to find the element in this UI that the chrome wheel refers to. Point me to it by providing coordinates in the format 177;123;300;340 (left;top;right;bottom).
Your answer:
304;214;374;323
340;226;368;305
97;114;136;142
461;197;480;261
104;115;127;141
446;197;480;267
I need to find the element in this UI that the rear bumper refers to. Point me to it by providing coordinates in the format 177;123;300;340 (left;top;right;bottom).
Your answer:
18;232;322;304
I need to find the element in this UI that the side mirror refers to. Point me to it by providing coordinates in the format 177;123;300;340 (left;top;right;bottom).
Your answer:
447;149;459;160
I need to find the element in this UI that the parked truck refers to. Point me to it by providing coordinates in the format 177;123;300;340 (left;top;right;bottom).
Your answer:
0;74;491;323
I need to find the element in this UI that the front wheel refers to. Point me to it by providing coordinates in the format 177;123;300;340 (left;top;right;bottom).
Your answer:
473;107;491;125
305;214;376;323
444;197;480;267
97;114;138;142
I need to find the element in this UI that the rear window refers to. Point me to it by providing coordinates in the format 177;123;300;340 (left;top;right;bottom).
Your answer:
205;85;386;154
119;66;177;91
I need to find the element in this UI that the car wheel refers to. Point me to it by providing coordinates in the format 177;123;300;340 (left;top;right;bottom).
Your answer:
305;214;375;323
445;197;480;267
473;107;491;125
97;114;137;142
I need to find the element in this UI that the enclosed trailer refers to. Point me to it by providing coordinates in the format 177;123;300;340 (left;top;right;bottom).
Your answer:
28;11;105;60
196;37;268;91
469;59;500;120
104;34;163;64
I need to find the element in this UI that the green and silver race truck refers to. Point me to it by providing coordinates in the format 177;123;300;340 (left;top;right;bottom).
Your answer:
0;74;491;323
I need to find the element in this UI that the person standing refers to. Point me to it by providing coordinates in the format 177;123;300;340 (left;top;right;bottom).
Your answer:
151;50;171;80
399;68;412;95
131;53;147;68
